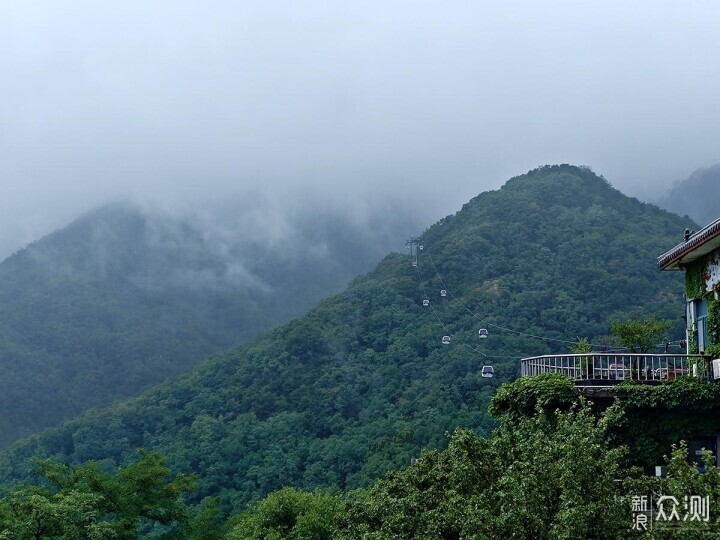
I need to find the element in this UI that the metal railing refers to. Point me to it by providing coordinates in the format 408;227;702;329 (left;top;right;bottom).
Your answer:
520;354;710;386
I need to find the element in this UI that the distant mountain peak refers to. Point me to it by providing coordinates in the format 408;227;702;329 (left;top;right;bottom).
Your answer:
658;164;720;227
502;164;614;193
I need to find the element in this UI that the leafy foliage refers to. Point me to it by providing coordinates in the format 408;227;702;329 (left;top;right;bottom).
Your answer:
611;316;673;353
224;488;342;540
0;451;196;539
572;336;593;353
625;441;720;538
685;259;706;300
0;165;694;513
489;373;576;419
609;378;720;471
491;375;720;474
707;297;720;353
339;407;629;539
242;394;720;539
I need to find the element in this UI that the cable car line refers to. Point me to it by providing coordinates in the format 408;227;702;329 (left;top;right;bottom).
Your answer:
414;263;522;360
423;249;586;346
412;241;683;354
420;246;671;352
415;265;485;355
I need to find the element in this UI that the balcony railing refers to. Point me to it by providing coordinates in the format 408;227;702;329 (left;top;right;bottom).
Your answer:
520;354;711;386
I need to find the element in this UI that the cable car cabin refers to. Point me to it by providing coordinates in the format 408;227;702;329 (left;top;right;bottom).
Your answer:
478;328;489;339
481;365;494;378
442;335;451;345
412;260;417;267
422;299;430;307
440;290;447;297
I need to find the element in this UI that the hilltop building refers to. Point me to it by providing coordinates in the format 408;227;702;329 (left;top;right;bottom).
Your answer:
658;218;720;357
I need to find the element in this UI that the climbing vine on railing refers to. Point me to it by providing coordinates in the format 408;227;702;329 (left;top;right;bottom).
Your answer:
489;373;577;419
617;377;720;409
492;375;720;470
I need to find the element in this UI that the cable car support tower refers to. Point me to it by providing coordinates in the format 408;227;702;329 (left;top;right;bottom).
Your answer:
405;237;422;267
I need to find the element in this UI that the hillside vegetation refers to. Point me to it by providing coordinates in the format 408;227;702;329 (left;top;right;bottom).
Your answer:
0;165;694;514
5;378;720;538
0;202;413;446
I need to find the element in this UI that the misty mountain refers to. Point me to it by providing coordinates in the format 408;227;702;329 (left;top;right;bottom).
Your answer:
0;200;420;447
0;165;694;513
657;164;720;226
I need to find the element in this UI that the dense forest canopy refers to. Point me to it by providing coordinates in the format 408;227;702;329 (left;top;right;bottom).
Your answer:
0;165;696;516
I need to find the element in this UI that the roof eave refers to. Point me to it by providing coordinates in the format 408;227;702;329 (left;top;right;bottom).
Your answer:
657;217;720;271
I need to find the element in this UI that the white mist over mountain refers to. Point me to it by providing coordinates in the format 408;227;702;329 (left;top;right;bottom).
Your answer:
2;1;719;257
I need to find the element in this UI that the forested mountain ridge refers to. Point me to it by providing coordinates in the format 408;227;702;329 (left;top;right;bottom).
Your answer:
0;201;414;447
657;163;720;226
0;165;695;514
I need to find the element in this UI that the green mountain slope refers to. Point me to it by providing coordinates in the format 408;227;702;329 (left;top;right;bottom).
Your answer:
0;202;412;447
657;163;720;226
0;165;694;513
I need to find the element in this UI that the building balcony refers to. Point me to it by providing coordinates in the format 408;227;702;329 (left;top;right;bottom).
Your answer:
520;353;711;388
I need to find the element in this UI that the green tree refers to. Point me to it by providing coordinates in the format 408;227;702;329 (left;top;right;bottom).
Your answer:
0;451;195;539
339;405;630;539
625;441;720;538
224;488;342;540
183;497;226;540
0;487;110;540
572;337;593;353
611;316;672;353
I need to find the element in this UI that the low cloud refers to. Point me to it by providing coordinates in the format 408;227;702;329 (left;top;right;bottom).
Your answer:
1;1;719;258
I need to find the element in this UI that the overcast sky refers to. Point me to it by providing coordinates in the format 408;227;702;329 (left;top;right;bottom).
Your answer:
2;1;719;258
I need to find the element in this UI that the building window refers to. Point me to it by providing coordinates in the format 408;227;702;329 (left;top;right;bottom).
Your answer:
692;299;709;353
